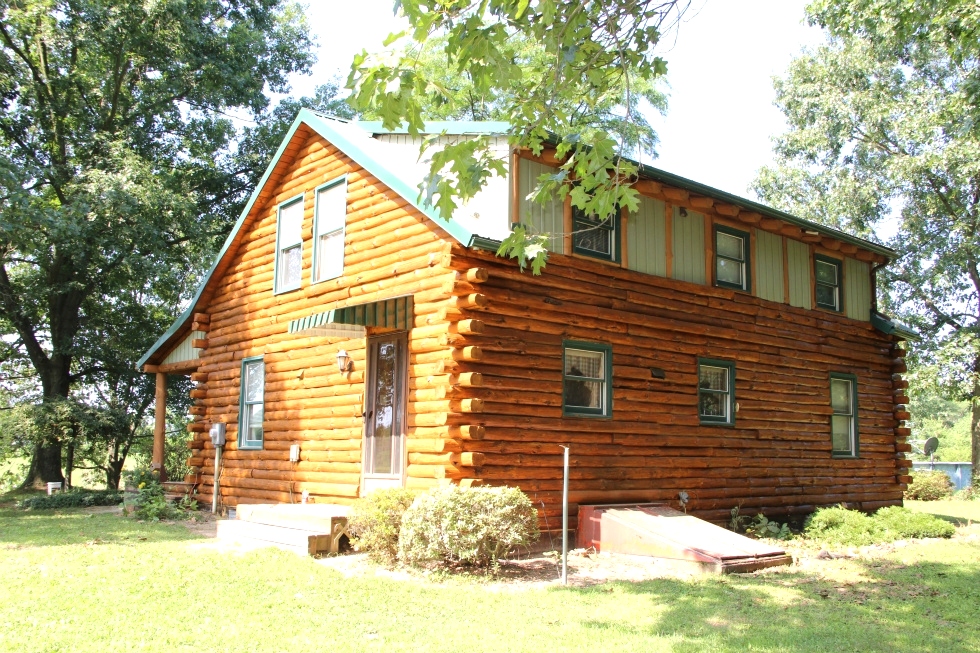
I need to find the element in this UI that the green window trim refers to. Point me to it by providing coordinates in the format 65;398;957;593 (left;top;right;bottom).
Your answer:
698;358;736;426
562;340;613;418
273;193;305;295
714;224;751;292
572;207;621;263
238;356;265;450
311;176;348;285
814;254;843;312
830;372;859;458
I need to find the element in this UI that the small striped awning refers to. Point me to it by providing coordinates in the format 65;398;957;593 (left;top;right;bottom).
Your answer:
288;295;413;337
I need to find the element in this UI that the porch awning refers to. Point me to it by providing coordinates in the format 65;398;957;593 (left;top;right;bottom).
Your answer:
288;295;414;337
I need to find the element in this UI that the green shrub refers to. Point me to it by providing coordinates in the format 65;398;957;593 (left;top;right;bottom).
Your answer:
745;513;792;540
905;470;954;501
805;506;881;546
347;488;418;563
128;480;194;521
804;505;954;546
398;486;540;569
17;489;124;510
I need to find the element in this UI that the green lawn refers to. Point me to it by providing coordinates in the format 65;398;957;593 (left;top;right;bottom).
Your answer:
2;501;979;653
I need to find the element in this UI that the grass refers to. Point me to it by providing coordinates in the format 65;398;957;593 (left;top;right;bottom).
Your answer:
2;499;979;653
906;499;980;525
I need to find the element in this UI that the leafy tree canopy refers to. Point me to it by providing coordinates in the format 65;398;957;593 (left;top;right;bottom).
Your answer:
753;0;980;474
0;0;315;484
347;0;688;272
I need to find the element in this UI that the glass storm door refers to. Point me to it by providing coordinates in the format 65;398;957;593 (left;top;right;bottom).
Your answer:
363;333;407;490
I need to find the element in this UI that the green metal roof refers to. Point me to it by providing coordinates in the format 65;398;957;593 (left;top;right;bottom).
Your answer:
871;312;918;341
289;296;414;335
354;120;511;135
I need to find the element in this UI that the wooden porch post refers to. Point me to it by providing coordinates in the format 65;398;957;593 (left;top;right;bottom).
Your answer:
153;372;167;481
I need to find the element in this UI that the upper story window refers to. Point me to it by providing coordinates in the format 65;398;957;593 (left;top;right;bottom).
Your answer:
815;255;842;311
714;225;751;291
274;195;304;294
698;358;735;426
830;373;858;457
562;341;613;417
572;206;620;262
239;356;265;450
313;177;347;283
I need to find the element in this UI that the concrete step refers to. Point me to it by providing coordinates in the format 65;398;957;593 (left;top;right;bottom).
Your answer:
236;503;349;532
216;519;337;556
578;503;792;574
216;503;351;556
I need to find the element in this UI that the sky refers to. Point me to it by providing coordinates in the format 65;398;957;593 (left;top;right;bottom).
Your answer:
289;0;825;200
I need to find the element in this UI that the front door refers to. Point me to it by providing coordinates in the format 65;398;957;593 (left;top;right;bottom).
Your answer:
362;333;407;494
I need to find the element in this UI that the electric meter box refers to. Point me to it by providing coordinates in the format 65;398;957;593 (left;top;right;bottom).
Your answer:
289;444;301;463
209;422;226;446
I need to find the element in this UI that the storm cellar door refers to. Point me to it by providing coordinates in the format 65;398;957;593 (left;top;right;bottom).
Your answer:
362;333;408;494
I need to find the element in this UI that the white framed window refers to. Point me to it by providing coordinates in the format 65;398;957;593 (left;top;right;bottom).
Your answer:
274;195;304;293
815;255;843;311
698;358;735;425
562;341;613;417
239;357;264;449
313;177;347;283
830;373;858;457
714;225;750;291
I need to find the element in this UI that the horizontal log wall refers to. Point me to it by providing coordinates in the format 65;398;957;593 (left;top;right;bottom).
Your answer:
184;131;484;507
445;243;906;526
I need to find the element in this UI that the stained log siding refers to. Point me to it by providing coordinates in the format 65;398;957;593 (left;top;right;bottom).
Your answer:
444;244;905;526
183;131;478;507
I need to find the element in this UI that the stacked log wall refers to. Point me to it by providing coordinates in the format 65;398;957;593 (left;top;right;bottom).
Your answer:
444;244;907;526
184;132;483;506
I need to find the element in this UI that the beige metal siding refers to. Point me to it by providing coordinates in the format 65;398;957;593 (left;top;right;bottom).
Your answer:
787;240;811;309
671;207;705;285
162;330;206;365
845;258;872;321
754;230;785;303
626;196;667;277
517;160;565;253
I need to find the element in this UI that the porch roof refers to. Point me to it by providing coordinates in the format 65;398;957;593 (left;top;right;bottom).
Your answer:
288;295;414;337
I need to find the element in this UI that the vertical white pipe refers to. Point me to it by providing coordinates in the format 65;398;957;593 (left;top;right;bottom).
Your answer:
561;445;569;586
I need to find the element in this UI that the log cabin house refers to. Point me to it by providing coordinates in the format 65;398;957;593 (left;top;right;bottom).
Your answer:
138;109;915;527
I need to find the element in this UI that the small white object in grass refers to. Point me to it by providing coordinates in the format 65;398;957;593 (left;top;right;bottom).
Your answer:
46;482;61;495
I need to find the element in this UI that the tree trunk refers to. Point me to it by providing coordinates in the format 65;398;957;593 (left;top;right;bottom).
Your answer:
106;439;125;490
64;442;75;490
22;442;65;489
21;364;72;488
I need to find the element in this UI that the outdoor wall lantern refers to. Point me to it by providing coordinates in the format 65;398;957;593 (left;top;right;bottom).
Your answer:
337;349;353;373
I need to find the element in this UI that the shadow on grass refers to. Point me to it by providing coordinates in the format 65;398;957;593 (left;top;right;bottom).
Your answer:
567;560;979;652
0;507;201;548
919;512;976;527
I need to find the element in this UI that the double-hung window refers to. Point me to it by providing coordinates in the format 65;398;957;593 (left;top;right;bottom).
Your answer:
313;177;347;283
239;357;265;449
815;255;842;311
572;206;620;262
698;358;735;425
830;373;858;457
562;341;613;417
714;225;750;291
274;196;304;293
